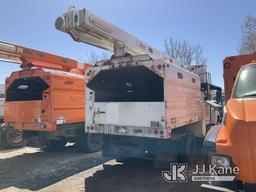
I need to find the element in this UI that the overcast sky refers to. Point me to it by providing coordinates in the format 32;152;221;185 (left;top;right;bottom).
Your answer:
1;0;256;87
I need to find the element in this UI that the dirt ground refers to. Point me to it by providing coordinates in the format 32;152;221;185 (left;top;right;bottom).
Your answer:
0;146;202;192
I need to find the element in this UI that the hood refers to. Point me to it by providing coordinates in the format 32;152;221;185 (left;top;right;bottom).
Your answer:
227;98;256;122
222;98;256;183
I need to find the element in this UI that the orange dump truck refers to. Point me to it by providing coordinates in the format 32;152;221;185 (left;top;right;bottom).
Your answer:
0;41;101;152
202;53;256;192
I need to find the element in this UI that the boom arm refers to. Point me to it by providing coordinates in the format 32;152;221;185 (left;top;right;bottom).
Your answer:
55;6;168;60
0;40;85;72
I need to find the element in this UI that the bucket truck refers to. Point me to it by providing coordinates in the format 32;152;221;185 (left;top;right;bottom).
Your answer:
0;40;102;152
56;6;222;161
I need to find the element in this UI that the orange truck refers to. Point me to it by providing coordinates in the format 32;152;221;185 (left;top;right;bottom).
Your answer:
202;53;256;192
0;41;101;152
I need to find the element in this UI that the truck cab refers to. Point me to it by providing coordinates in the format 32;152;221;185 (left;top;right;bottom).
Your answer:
218;63;256;189
203;62;256;191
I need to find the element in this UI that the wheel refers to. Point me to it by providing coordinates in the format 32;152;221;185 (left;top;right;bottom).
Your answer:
43;139;67;151
1;126;23;149
178;134;198;165
77;133;102;153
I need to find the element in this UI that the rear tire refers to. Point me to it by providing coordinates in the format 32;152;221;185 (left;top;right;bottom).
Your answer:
43;139;67;151
1;126;23;149
77;133;102;153
178;134;198;165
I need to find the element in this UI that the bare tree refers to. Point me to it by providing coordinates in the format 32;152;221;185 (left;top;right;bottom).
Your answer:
194;45;207;64
165;38;207;66
85;51;110;64
239;15;256;54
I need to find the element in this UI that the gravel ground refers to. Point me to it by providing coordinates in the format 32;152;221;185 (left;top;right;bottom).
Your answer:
0;147;203;192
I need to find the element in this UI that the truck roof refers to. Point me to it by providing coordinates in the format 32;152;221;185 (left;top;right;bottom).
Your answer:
223;52;256;102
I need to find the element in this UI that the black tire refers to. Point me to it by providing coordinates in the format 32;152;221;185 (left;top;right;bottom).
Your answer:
43;139;67;152
1;126;23;149
77;133;102;153
178;134;198;165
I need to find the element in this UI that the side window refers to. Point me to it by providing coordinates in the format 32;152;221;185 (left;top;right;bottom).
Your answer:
192;78;196;83
177;72;183;79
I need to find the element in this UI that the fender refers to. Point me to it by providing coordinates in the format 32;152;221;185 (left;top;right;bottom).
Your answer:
203;125;222;150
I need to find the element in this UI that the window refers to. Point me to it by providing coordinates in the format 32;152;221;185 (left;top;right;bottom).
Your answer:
233;65;256;98
177;72;183;79
192;78;196;83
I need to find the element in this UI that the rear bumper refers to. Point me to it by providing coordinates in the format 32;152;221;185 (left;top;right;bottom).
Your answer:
86;124;171;139
8;121;52;132
200;184;234;192
102;135;184;159
22;122;84;147
201;183;256;192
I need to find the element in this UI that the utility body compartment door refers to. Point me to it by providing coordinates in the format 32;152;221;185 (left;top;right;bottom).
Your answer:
93;102;165;127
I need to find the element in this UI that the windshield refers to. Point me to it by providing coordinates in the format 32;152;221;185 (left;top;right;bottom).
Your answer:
233;64;256;98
